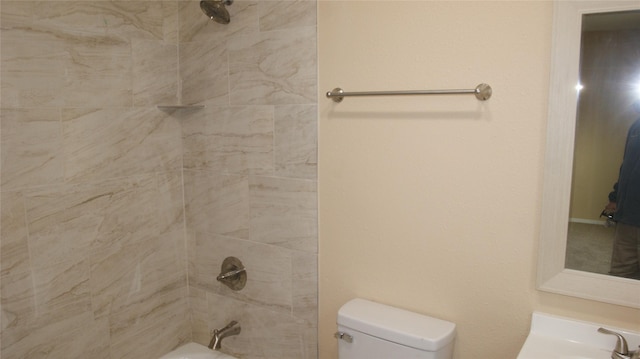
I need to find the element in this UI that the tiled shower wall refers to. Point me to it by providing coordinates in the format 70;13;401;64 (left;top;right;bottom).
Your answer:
0;1;189;359
1;1;318;358
178;1;318;358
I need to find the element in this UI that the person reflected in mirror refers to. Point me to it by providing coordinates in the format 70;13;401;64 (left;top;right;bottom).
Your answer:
605;101;640;279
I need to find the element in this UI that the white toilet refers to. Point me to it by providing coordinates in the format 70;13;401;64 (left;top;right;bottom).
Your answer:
335;298;456;359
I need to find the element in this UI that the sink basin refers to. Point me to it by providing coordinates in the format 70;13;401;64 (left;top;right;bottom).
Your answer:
517;312;640;359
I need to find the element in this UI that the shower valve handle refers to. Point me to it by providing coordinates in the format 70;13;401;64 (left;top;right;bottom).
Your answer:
217;267;246;281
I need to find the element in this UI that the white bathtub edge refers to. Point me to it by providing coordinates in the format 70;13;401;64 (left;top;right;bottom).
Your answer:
159;342;237;359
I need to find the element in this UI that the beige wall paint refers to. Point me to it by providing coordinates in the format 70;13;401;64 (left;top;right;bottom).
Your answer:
318;2;640;359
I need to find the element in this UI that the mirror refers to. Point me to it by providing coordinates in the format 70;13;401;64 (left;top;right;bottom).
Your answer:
566;10;640;278
538;0;640;308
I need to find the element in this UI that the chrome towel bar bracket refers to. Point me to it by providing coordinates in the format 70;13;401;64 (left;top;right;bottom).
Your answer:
326;83;492;102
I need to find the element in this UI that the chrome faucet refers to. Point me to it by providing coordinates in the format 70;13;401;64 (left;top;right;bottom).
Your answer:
208;320;241;350
598;328;640;359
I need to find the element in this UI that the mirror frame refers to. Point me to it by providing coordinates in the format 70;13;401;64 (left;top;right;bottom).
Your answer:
538;0;640;308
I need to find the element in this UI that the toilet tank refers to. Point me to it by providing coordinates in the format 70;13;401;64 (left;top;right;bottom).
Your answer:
336;298;456;359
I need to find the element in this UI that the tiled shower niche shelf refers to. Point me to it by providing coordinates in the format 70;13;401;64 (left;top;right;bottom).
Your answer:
157;104;205;110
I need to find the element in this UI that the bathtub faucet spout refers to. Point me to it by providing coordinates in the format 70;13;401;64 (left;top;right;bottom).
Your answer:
208;320;241;350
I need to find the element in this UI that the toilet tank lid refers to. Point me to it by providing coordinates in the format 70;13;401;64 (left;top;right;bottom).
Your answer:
337;298;456;352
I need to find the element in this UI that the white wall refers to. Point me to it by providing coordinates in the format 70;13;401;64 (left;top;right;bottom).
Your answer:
317;2;640;358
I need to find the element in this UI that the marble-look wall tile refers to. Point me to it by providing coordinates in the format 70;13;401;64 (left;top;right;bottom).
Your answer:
24;182;131;253
163;1;180;45
292;251;318;325
1;2;191;359
1;270;38;351
94;1;167;41
157;171;190;272
228;26;317;105
1;55;133;109
89;231;185;320
1;174;189;359
179;38;229;106
25;184;114;269
301;323;319;359
275;104;318;179
202;292;307;359
20;175;185;305
0;26;69;108
1;17;112;107
109;288;190;359
133;39;179;106
189;286;212;345
0;108;63;190
30;180;146;228
178;0;259;44
183;170;250;238
1;1;176;108
203;292;253;356
180;0;318;357
249;176;318;252
156;171;187;236
52;40;133;108
182;106;274;175
31;259;93;324
259;0;317;32
62;107;182;183
1;266;110;359
0;2;166;42
0;17;133;108
1;311;111;359
0;192;31;277
189;233;293;312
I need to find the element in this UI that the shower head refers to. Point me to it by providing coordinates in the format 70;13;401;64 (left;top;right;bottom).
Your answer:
200;0;233;25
